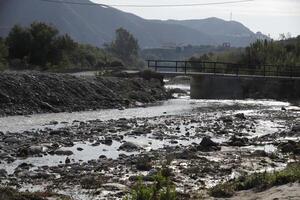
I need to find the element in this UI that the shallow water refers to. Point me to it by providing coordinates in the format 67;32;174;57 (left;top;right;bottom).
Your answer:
0;97;292;133
0;84;299;177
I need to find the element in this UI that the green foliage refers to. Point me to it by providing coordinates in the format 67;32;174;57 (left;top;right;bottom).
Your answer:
4;22;123;71
125;171;177;200
6;25;32;60
0;37;8;70
209;162;300;198
106;27;143;68
192;38;300;67
29;22;59;67
109;27;139;59
189;37;300;75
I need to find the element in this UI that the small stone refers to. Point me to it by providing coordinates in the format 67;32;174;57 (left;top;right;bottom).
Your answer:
77;147;84;151
65;157;71;164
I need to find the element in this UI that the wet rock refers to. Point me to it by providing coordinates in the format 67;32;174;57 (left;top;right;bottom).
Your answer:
77;147;84;151
16;163;34;170
28;146;46;155
48;120;59;125
130;128;149;136
170;140;178;144
135;156;152;171
292;125;300;133
278;141;300;154
51;149;73;156
252;150;268;157
65;157;71;164
3;137;19;143
102;183;127;191
168;88;187;94
235;113;246;120
49;130;68;135
0;169;7;177
197;137;221;151
100;138;113;145
99;155;107;159
17;147;30;157
118;142;141;152
219;116;233;123
175;149;198;159
228;136;249;146
29;172;52;179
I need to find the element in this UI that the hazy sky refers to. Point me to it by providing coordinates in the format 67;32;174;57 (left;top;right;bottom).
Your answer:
92;0;300;39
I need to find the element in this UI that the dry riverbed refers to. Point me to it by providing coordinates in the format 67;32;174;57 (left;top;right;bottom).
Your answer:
0;83;299;199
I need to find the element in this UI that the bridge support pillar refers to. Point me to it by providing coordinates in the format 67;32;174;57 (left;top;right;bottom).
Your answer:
190;74;300;100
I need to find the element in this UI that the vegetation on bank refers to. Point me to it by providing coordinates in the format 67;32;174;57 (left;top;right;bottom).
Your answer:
141;45;243;61
210;162;300;198
0;22;143;72
125;168;177;200
189;36;300;73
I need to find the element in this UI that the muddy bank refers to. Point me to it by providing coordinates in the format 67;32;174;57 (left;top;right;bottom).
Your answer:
0;71;169;117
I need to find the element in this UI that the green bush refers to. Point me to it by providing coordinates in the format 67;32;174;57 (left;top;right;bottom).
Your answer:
125;171;177;200
210;162;300;198
3;23;133;71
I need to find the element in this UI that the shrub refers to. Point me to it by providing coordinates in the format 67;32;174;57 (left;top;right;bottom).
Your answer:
125;170;177;200
210;162;300;198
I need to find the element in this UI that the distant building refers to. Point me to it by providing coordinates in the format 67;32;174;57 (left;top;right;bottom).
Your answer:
222;42;231;48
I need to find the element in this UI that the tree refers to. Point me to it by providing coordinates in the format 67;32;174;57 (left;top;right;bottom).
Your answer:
6;25;32;59
49;34;77;66
108;28;139;60
29;22;59;67
0;37;8;69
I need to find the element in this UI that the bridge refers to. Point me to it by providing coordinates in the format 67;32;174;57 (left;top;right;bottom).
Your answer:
147;60;300;78
147;60;300;100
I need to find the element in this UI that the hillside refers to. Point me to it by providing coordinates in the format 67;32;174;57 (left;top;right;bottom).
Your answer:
166;17;270;47
0;0;268;48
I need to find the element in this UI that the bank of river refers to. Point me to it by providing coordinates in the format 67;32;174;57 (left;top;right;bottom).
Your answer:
0;82;299;199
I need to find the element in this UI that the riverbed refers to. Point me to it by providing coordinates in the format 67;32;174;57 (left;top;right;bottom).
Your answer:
0;83;299;199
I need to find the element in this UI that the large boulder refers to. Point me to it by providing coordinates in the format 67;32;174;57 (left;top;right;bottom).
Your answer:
197;137;221;151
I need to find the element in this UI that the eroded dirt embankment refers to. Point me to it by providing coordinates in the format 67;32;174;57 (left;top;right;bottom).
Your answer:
0;71;169;116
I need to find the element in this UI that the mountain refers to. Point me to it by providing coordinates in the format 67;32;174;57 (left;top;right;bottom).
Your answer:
166;18;270;47
0;0;268;48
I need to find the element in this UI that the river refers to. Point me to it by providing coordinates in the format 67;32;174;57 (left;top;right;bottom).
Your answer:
0;83;299;199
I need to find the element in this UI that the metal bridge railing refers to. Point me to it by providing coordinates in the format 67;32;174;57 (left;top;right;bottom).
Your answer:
147;60;300;78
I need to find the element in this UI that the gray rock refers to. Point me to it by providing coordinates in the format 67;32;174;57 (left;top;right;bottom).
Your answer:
0;169;7;177
228;136;249;146
52;149;73;156
197;137;221;151
292;125;300;132
4;137;19;143
118;142;141;152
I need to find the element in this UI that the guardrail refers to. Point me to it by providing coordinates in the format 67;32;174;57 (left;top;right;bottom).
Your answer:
147;60;300;77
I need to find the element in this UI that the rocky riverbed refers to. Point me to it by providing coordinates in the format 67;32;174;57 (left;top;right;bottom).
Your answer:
0;91;299;199
0;71;169;117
